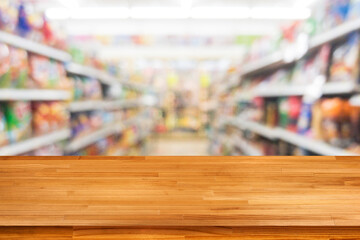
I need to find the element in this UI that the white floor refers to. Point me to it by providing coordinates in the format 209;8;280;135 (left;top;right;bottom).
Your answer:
148;134;209;156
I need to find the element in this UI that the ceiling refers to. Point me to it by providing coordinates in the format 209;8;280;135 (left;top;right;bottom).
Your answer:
28;0;316;59
34;0;310;8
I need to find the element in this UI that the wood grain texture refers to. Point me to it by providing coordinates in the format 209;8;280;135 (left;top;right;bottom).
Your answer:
2;226;360;239
0;156;360;226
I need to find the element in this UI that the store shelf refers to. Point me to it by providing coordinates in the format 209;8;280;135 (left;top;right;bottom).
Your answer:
232;135;262;156
321;81;359;95
0;31;71;62
227;117;358;156
65;111;148;153
240;19;360;78
254;84;307;97
241;52;284;77
66;62;154;93
276;128;356;156
66;62;117;85
0;89;72;101
0;128;71;156
233;118;278;140
234;81;358;100
68;99;141;112
310;18;360;49
65;123;124;153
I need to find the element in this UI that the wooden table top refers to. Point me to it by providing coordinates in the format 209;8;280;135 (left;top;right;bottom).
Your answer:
0;156;360;226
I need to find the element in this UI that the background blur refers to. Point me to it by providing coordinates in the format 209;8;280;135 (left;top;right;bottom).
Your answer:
0;0;360;156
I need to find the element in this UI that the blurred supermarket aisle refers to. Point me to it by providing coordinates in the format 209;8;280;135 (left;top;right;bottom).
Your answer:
149;133;209;156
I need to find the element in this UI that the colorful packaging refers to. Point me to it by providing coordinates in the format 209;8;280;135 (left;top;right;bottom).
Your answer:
72;76;84;100
0;1;17;33
28;54;49;88
349;0;360;19
311;102;324;140
297;102;313;136
278;98;289;128
291;44;330;85
329;33;360;82
0;43;10;88
0;46;28;88
83;78;102;100
32;102;69;136
28;54;67;89
16;3;32;37
349;105;360;143
10;47;28;88
265;100;278;127
4;101;32;143
0;105;8;146
320;98;351;147
288;97;302;132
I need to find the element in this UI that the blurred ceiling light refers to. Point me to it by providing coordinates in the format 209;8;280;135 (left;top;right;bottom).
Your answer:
45;6;311;20
45;7;130;19
181;0;193;9
45;8;70;20
71;7;130;19
251;7;311;19
130;7;189;19
294;0;317;7
57;0;78;8
191;7;250;19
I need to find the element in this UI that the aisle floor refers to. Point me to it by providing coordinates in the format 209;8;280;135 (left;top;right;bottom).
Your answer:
149;133;209;155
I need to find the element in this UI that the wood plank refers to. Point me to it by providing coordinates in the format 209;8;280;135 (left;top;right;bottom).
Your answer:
1;227;360;239
1;156;360;226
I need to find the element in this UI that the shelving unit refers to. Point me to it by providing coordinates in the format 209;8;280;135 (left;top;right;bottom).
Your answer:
68;99;141;112
241;52;284;77
0;28;156;156
65;123;124;153
65;111;148;153
231;118;278;140
224;117;357;156
214;19;360;156
276;128;353;156
309;18;360;49
66;62;153;93
235;81;359;100
0;129;71;156
231;135;262;156
0;32;73;155
66;62;117;86
0;31;71;62
0;89;72;101
240;19;360;77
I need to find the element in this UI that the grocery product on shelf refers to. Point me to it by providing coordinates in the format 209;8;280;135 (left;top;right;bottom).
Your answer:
297;101;313;137
32;102;69;136
320;98;351;147
291;44;330;85
28;54;70;89
71;111;107;139
278;97;302;132
0;106;8;146
71;76;103;101
16;3;31;38
329;33;360;82
4;101;32;143
0;45;28;88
